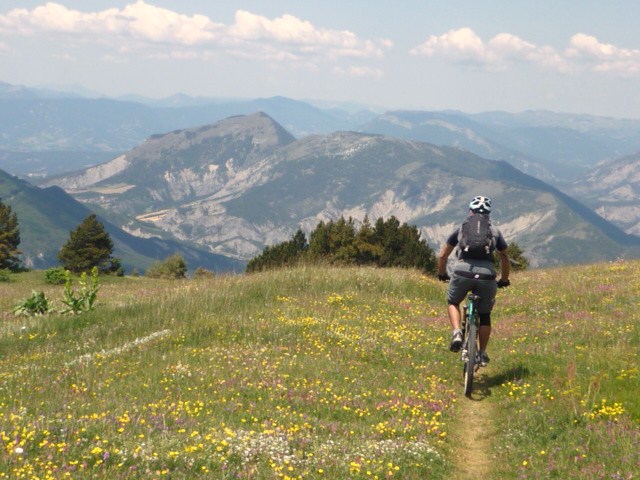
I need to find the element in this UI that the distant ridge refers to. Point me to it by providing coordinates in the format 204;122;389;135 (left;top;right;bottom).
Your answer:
568;152;640;236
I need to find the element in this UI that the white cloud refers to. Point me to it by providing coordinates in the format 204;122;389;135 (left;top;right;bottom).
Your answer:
410;27;564;71
568;33;621;58
410;27;485;60
411;27;639;76
566;33;640;75
0;2;391;65
0;2;222;44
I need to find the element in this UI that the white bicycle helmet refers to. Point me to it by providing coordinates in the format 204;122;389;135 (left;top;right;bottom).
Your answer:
469;195;491;214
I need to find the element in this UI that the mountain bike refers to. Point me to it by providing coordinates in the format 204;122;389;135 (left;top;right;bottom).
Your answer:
439;273;510;396
461;293;482;397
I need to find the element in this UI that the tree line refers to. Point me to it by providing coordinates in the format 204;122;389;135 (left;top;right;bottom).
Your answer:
247;215;529;274
247;216;437;273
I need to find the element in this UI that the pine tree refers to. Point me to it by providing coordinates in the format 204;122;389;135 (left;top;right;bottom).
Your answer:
373;216;402;267
246;229;308;272
58;214;116;273
372;216;435;272
329;217;358;263
355;215;382;264
307;221;331;259
308;217;358;263
0;198;21;271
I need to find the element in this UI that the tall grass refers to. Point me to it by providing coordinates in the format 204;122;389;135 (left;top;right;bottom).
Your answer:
0;267;452;479
0;262;638;479
484;260;640;478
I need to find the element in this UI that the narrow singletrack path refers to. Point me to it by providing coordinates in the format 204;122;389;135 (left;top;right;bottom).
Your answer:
449;373;495;480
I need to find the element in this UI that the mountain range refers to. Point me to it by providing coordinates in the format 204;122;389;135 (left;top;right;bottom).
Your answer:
42;112;640;269
2;81;640;270
3;79;640;184
0;80;368;153
361;110;640;182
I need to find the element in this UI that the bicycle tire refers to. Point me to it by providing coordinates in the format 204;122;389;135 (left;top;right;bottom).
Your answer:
464;321;477;396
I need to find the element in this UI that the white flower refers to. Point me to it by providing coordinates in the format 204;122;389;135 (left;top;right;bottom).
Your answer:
14;447;24;454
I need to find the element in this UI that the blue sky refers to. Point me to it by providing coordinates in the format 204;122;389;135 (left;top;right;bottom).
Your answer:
1;1;640;117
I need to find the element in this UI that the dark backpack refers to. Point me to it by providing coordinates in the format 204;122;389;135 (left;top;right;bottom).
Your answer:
458;213;494;260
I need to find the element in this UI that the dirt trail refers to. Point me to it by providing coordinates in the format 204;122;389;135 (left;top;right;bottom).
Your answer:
449;375;495;480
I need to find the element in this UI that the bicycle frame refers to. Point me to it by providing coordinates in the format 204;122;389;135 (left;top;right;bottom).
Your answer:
461;293;481;396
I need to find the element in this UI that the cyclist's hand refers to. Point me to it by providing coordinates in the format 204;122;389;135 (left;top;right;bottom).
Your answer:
438;273;450;282
497;278;510;288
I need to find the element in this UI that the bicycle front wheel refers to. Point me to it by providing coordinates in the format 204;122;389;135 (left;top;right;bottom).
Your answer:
463;322;477;397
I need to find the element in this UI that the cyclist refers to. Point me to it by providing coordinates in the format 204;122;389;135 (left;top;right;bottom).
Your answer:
436;196;510;366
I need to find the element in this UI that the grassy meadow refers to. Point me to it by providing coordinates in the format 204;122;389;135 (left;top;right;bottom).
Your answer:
0;261;638;479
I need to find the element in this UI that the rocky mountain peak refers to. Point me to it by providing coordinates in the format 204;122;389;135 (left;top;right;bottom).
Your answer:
130;111;296;166
44;113;296;192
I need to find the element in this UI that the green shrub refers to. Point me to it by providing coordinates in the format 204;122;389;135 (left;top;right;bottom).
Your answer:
0;269;12;282
44;267;67;284
13;291;53;316
192;267;215;279
145;254;188;279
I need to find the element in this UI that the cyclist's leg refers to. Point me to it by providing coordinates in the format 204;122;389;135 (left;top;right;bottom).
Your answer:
476;280;497;352
447;275;472;351
447;304;462;330
447;275;472;330
478;314;491;351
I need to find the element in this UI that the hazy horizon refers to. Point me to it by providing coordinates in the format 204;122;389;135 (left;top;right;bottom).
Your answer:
1;1;640;119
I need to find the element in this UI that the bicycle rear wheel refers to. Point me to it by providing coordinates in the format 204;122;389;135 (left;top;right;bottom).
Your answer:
463;322;477;396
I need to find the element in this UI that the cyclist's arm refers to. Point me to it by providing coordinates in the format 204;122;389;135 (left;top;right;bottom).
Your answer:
497;248;510;280
437;243;455;276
